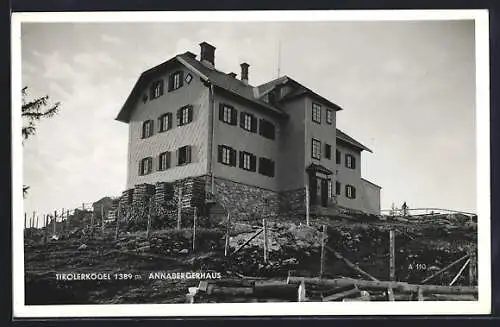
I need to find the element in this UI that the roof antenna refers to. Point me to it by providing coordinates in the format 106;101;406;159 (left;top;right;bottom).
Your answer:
277;39;281;78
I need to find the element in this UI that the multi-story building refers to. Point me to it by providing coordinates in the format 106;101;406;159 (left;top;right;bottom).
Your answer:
116;42;381;220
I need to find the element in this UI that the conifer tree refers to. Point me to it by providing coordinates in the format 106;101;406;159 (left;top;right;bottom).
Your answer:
22;86;61;197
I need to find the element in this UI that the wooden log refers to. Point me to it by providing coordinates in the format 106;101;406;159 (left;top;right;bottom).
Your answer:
449;258;470;286
207;285;253;296
389;229;395;281
325;245;379;281
427;293;477;301
322;286;360;302
203;279;255;288
421;254;470;284
320;225;327;278
263;219;268;264
287;277;478;295
232;229;263;255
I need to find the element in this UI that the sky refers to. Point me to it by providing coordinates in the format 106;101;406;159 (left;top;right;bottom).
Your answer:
19;18;478;221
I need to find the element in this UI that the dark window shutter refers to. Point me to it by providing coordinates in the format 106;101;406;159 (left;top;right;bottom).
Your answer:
167;113;172;130
250;155;257;171
176;109;182;126
149;120;153;136
258;157;263;174
345;154;348;167
240;113;245;128
159;80;164;96
166;152;171;168
336;150;341;164
352;186;356;199
270;124;275;139
270;160;275;177
217;145;223;163
158;116;163;132
239;151;244;168
251;116;258;132
188;106;193;123
148;158;153;173
176;149;181;165
352;157;356;169
178;71;184;88
157;155;162;171
168;74;173;91
345;185;349;197
230;149;236;166
259;119;264;136
139;160;143;175
219;104;224;121
231;108;238;125
186;146;192;163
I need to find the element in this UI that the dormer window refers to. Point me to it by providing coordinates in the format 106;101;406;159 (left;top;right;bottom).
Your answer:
169;71;184;91
150;80;164;99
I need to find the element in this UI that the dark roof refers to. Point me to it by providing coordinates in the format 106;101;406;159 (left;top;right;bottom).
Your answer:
257;76;343;111
336;129;372;153
116;52;287;122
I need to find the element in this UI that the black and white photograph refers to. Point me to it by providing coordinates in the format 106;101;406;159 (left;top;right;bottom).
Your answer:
12;10;491;317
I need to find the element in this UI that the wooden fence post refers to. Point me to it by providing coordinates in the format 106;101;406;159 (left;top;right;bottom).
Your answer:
192;208;197;252
53;210;57;235
224;213;231;257
24;213;27;230
115;204;121;240
44;215;49;243
32;211;36;228
263;219;268;264
177;187;182;230
36;215;39;229
305;185;310;226
101;204;105;234
90;208;95;239
389;229;395;281
320;225;327;278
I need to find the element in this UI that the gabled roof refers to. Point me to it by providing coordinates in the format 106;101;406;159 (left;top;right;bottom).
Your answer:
336;129;372;153
116;52;287;123
257;76;343;111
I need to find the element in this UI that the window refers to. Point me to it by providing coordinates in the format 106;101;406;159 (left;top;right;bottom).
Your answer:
177;145;192;166
168;71;184;91
139;157;153;175
158;152;170;171
185;73;193;84
345;154;356;169
336;150;341;164
312;103;321;124
312;138;321;160
142;120;154;138
177;105;193;127
325;143;332;159
219;103;237;125
158;113;172;132
239;151;257;171
336;181;341;195
258;157;275;177
217;145;236;166
327;179;333;199
326;109;333;125
240;112;257;132
345;185;356;199
259;118;275;140
150;80;164;99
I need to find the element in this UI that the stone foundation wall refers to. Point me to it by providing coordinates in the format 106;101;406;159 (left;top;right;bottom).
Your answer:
213;177;280;222
278;188;306;217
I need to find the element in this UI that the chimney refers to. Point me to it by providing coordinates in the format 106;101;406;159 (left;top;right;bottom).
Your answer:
240;62;249;85
228;72;237;78
199;42;216;67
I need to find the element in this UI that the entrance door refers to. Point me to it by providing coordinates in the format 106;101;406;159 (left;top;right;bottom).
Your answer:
320;179;328;207
309;173;317;205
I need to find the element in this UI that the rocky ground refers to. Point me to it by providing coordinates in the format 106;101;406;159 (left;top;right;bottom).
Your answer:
24;213;477;304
